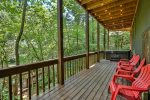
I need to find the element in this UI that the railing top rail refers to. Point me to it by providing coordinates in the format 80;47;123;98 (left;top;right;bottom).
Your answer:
0;59;58;78
0;51;129;78
0;51;102;78
64;53;86;62
104;50;130;53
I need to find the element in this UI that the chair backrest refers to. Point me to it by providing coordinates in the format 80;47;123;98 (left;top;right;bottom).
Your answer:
132;64;150;89
133;58;145;74
130;55;140;66
129;54;137;63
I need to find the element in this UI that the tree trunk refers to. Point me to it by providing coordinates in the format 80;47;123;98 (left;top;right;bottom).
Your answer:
14;0;27;98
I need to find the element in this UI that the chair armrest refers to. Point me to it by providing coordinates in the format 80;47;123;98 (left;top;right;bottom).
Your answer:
121;66;134;71
117;70;132;74
121;63;134;66
113;74;135;82
119;85;148;91
112;85;147;100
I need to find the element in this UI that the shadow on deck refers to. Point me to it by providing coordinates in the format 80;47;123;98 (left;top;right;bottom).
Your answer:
34;60;126;100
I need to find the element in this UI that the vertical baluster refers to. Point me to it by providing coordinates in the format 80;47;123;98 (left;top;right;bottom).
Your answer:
42;68;45;92
74;60;76;74
74;60;75;75
79;58;81;71
65;62;67;79
57;64;59;83
83;57;85;69
72;60;74;75
81;58;83;70
95;54;97;63
36;69;39;95
8;76;12;100
52;65;55;86
77;59;79;73
76;59;77;74
84;57;86;69
77;59;78;73
48;66;51;89
19;73;22;100
69;61;71;77
64;63;66;80
78;59;79;72
67;62;69;79
28;71;31;100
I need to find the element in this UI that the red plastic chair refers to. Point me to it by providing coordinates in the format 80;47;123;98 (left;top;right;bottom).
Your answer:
118;54;136;65
116;58;145;77
109;64;150;100
116;55;140;72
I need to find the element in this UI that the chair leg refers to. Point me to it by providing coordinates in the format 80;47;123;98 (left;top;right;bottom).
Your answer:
108;85;110;94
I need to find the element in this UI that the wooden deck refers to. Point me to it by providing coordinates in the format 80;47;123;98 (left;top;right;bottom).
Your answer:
34;60;126;100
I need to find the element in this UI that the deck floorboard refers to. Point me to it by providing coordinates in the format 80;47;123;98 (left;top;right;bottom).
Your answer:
34;60;126;100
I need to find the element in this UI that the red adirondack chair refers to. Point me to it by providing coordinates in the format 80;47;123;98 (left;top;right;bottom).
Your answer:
116;55;140;72
118;54;136;65
109;64;150;100
116;58;145;76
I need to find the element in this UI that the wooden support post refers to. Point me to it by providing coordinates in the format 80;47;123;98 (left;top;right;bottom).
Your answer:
97;22;100;62
85;12;89;69
107;30;110;50
104;28;106;59
57;0;64;85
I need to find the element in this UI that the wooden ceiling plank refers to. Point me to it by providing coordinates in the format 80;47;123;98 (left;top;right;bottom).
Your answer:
77;0;138;31
93;2;136;14
86;0;118;10
103;16;133;23
108;25;131;30
91;0;136;13
96;9;135;19
103;19;133;24
100;13;134;21
106;23;132;28
105;21;132;26
95;6;136;17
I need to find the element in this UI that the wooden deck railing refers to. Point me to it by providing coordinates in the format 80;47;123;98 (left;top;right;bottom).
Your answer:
0;51;104;100
63;52;102;80
0;50;130;100
0;59;58;100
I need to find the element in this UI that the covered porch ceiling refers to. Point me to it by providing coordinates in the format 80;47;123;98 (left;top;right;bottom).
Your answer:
77;0;138;31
